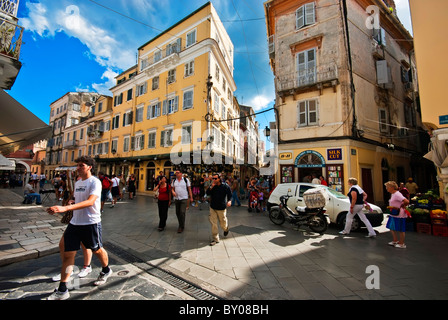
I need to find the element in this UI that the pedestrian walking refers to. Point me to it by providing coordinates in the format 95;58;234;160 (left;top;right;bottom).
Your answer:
231;176;241;207
153;176;172;231
98;172;112;212
339;177;377;237
127;174;137;200
171;170;193;233
118;173;126;200
53;174;62;200
46;156;112;300
385;181;410;248
110;174;120;208
206;173;232;246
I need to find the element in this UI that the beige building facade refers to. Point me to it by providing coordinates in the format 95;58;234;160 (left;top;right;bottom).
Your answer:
265;0;434;205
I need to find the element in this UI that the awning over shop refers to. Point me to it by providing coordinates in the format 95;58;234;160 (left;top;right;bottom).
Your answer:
0;154;15;170
0;89;52;154
424;129;448;168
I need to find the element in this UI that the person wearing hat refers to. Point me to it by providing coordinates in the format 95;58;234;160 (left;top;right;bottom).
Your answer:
405;178;418;200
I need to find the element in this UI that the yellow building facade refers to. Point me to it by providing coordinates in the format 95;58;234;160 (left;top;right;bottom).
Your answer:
409;0;448;207
95;2;240;193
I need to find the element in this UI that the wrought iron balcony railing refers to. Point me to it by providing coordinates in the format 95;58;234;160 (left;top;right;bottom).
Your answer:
0;0;19;17
0;16;23;60
276;62;339;93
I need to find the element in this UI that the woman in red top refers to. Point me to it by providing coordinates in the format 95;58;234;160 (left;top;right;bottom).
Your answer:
153;176;172;231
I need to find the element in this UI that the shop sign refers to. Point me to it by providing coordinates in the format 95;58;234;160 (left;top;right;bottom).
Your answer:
279;152;292;160
327;148;342;161
440;115;448;125
294;150;325;168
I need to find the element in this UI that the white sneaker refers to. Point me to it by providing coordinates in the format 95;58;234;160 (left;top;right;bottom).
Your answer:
93;268;112;286
394;243;407;249
366;234;376;238
51;272;72;282
339;231;349;235
47;289;69;300
78;266;92;278
388;241;399;246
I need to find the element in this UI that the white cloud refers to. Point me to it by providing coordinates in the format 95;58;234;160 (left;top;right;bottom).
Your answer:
248;94;274;111
92;69;119;95
20;3;54;37
22;2;135;70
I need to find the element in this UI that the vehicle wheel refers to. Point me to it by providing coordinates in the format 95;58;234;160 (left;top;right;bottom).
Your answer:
269;208;285;225
338;212;361;231
309;214;328;234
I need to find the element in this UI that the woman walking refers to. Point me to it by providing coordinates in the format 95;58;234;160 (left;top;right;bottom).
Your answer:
385;181;410;248
153;176;171;231
339;177;377;237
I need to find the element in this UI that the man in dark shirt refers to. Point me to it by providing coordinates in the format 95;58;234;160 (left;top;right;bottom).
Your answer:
206;173;232;246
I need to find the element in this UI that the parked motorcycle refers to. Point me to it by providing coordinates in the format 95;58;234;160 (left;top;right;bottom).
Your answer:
269;188;329;234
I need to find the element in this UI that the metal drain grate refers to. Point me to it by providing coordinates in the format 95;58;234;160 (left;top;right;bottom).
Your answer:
104;241;221;300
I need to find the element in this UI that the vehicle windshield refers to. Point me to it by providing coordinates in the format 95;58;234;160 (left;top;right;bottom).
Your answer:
324;187;348;199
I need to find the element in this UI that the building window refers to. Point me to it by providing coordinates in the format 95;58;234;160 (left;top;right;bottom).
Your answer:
127;88;133;101
214;93;219;115
137;82;147;96
182;125;192;144
167;69;176;84
134;134;144;151
379;108;388;133
111;139;118;153
148;131;156;149
147;102;161;119
298;99;318;127
161;129;173;147
183;89;193;110
123;111;133;127
114;93;123;106
296;2;315;30
162;96;179;115
296;48;316;86
186;30;196;47
123;136;130;152
185;60;194;77
112;114;120;130
98;102;103;112
154;49;162;63
136;105;144;123
152;77;159;90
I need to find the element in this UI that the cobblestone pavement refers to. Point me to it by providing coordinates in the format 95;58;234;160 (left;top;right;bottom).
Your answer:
1;187;448;303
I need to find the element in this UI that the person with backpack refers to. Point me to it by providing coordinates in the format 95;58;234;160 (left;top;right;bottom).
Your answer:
171;170;193;233
153;176;172;231
98;172;111;213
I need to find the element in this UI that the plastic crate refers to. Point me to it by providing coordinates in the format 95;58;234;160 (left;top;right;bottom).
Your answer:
432;225;448;237
416;223;431;234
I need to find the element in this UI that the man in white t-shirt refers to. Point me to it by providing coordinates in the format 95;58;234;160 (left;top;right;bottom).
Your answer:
46;156;112;300
171;170;193;233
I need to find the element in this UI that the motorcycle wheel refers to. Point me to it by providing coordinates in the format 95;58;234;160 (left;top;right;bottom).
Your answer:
269;208;285;225
309;214;328;234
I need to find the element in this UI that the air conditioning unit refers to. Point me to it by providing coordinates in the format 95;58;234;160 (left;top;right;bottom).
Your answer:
398;128;409;137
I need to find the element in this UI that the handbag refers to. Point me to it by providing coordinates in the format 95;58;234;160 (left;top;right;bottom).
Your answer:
154;190;159;199
61;210;73;224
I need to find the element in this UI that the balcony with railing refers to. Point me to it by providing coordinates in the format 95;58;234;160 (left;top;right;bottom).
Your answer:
63;139;79;149
140;41;182;74
276;63;339;99
0;10;23;89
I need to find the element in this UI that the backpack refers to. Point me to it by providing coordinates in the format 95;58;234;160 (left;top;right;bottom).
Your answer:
101;177;111;189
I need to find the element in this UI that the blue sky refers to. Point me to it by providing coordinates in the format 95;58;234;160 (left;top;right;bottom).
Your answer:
7;0;413;140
